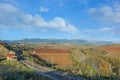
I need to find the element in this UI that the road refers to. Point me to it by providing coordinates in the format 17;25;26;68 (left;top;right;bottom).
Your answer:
0;57;6;61
20;59;85;80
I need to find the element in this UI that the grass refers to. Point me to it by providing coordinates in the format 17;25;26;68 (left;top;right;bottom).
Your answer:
0;60;53;80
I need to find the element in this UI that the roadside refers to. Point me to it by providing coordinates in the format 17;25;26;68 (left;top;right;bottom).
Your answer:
20;59;85;80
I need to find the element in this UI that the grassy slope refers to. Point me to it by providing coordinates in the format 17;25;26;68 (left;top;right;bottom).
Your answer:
0;60;53;80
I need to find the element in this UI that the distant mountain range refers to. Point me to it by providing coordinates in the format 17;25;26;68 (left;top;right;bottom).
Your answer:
3;38;117;45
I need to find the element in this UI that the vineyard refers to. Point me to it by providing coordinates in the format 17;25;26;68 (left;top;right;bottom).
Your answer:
33;48;73;66
98;44;120;57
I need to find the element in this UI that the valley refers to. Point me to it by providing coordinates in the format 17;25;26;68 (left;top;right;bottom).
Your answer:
0;40;120;80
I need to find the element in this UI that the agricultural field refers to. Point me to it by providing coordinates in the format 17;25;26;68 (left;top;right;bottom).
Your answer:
98;44;120;57
1;41;120;80
32;48;73;66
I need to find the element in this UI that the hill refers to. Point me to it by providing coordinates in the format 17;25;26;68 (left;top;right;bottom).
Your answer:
0;41;13;58
97;44;120;57
31;48;73;66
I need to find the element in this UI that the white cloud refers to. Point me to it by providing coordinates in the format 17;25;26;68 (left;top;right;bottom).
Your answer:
88;3;120;35
3;0;19;6
85;27;113;33
99;27;113;31
0;3;78;33
89;5;120;24
39;7;49;12
0;3;18;12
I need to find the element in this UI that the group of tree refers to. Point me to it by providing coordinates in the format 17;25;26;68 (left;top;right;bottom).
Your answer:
69;47;120;79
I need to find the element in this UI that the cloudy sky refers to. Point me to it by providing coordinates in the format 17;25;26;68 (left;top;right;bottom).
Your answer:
0;0;120;41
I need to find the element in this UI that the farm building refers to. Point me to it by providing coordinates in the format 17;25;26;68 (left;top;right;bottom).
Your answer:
7;51;17;61
32;48;73;66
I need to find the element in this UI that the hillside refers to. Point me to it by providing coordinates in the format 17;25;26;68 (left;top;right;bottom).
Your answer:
70;46;120;79
98;44;120;58
0;60;53;80
0;41;13;58
31;48;73;66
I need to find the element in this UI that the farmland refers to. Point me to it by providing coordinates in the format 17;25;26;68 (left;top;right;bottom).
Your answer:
32;48;73;66
98;44;120;57
0;40;120;80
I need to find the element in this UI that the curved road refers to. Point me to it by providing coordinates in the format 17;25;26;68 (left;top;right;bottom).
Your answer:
20;60;85;80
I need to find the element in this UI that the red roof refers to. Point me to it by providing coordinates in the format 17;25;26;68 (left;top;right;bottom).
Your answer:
7;53;15;57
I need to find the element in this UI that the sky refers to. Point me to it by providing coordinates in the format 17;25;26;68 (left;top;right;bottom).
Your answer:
0;0;120;41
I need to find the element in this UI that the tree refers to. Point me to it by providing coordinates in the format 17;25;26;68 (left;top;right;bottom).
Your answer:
98;60;111;76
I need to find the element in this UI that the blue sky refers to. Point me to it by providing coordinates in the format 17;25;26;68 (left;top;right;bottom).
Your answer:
0;0;120;41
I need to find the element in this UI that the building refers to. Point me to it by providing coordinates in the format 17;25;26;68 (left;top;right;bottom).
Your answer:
7;51;16;61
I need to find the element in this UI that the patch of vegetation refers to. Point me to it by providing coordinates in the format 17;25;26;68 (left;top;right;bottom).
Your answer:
67;47;120;80
0;61;53;80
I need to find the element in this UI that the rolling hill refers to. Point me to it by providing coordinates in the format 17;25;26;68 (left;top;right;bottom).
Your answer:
0;41;13;58
98;44;120;57
31;48;73;66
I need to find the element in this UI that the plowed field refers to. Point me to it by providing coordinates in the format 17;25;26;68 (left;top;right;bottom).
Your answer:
98;44;120;57
33;48;73;66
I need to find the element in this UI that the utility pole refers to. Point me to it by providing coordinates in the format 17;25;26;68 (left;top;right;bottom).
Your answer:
118;67;120;80
18;61;20;73
52;56;54;71
109;64;112;80
90;69;92;80
32;51;36;68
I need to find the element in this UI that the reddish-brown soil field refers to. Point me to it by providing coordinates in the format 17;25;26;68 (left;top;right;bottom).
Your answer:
33;48;73;66
98;44;120;57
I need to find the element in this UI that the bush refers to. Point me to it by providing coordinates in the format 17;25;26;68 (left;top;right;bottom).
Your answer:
0;61;53;80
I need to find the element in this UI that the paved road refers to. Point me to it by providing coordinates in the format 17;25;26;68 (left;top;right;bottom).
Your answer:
20;60;85;80
20;60;65;80
0;57;6;61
